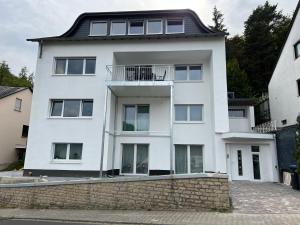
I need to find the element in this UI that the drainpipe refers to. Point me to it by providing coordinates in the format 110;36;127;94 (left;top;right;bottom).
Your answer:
170;85;174;175
111;93;118;176
99;87;109;177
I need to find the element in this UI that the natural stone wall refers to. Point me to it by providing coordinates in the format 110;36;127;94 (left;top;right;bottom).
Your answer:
0;174;230;210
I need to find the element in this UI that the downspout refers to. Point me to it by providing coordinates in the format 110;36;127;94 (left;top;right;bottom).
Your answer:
170;85;174;175
111;93;118;176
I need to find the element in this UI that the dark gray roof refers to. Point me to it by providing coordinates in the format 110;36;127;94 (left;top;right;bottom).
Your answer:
0;86;28;99
27;9;226;42
228;98;256;106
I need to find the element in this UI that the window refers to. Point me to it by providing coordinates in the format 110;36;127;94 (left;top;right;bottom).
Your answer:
237;150;243;176
21;125;29;137
295;41;300;58
175;105;203;122
128;21;144;35
147;19;162;34
123;105;149;131
121;144;149;174
175;145;203;174
50;99;93;117
90;21;107;36
15;98;22;111
166;19;184;33
110;21;126;35
228;109;246;118
251;146;260;152
175;65;203;81
281;119;287;125
54;58;96;75
297;79;300;96
53;143;82;161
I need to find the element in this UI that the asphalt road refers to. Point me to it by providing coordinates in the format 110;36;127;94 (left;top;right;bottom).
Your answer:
0;219;122;225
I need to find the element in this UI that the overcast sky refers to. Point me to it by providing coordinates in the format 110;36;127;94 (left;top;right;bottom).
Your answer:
0;0;298;75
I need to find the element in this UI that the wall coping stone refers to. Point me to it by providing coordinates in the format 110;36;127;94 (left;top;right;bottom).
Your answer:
0;173;228;188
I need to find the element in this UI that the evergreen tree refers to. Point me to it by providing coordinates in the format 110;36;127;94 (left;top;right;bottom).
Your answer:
19;67;28;80
0;61;10;85
209;6;228;33
296;116;300;174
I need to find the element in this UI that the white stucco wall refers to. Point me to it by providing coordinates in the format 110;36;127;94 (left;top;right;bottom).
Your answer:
229;106;254;133
269;8;300;127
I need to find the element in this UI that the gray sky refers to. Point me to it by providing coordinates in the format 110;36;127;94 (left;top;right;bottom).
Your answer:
0;0;298;75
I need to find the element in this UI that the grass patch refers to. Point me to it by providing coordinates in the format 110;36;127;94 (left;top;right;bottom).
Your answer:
1;161;24;171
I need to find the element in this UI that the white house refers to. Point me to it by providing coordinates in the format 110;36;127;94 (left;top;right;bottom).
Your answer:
268;1;300;179
24;9;278;182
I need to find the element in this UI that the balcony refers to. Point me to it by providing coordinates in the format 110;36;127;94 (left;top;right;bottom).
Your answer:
106;65;174;97
253;120;277;134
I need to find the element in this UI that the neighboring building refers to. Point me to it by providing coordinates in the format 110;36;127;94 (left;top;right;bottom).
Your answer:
268;1;300;180
24;9;278;182
0;86;32;170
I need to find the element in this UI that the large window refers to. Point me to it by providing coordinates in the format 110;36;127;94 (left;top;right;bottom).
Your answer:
228;108;246;118
128;21;144;35
175;104;203;122
147;19;162;34
166;19;184;33
121;144;149;174
110;21;126;35
295;41;300;58
90;21;107;36
123;105;149;131
50;99;93;118
15;98;22;111
53;143;83;161
54;58;96;75
175;145;203;174
175;65;203;81
297;79;300;96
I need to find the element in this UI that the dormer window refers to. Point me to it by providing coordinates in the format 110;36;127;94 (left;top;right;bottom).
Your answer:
111;21;126;35
295;41;300;59
147;19;162;34
90;21;107;36
128;21;144;35
166;19;184;34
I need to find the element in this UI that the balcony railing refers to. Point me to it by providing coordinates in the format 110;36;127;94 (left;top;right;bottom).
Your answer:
253;120;277;133
106;65;175;82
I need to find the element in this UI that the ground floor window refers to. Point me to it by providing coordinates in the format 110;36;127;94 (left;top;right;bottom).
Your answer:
121;144;149;174
175;145;203;174
53;143;83;161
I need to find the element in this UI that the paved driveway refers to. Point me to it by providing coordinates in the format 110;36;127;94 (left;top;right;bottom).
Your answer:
230;181;300;214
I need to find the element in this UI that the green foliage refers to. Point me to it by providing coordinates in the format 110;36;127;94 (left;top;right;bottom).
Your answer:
227;58;252;98
296;116;300;173
1;160;24;171
0;61;33;88
209;6;228;33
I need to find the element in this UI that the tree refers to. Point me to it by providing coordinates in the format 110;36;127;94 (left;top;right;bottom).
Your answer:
227;58;252;98
19;67;28;80
243;1;291;96
226;35;246;66
296;116;300;174
209;6;228;33
0;61;10;85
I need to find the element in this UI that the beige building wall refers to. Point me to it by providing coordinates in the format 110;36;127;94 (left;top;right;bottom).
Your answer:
0;89;32;169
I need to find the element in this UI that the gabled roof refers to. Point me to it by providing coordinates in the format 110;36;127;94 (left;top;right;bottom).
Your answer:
27;9;226;42
0;86;29;99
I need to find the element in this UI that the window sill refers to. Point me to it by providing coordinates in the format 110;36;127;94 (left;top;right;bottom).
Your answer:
229;117;247;119
51;160;82;164
14;109;21;112
174;121;204;124
48;117;93;120
174;80;204;83
52;74;96;77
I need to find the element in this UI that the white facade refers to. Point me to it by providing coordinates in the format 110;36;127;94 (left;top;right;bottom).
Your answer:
269;3;300;128
24;10;278;182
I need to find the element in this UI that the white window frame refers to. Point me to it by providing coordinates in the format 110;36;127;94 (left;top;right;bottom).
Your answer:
52;143;83;163
146;19;163;35
120;143;149;175
49;99;93;118
174;104;204;123
128;20;144;35
174;145;204;174
228;108;247;118
295;41;300;59
122;104;150;131
15;98;22;111
166;18;184;34
110;20;127;35
89;21;107;36
53;57;96;75
174;65;203;81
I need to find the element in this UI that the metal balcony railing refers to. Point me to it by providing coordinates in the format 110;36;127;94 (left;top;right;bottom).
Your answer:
253;120;277;133
106;65;175;82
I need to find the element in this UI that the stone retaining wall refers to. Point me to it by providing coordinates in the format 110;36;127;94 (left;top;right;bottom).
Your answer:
0;174;230;210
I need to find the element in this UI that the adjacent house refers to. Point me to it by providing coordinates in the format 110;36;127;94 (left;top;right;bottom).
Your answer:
0;86;32;170
268;1;300;180
24;9;278;181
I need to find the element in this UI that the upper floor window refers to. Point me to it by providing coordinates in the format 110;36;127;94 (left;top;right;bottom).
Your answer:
22;125;29;137
123;105;149;131
111;21;127;35
166;19;184;34
15;98;22;111
147;19;162;34
295;41;300;59
90;21;107;36
229;109;246;118
54;57;96;75
50;99;93;118
175;65;203;81
128;21;144;35
175;104;203;122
